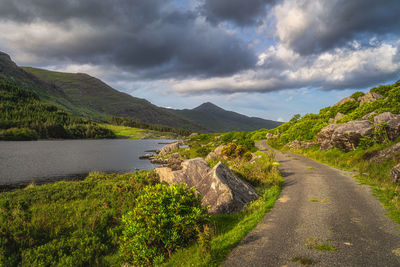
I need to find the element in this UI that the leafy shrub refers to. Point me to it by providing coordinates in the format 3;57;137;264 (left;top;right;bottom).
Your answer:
351;91;365;100
195;146;212;158
358;136;374;149
233;153;283;187
0;170;159;266
221;143;237;158
119;184;209;266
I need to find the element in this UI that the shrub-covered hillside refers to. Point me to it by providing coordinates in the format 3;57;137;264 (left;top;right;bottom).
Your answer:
259;80;400;148
0;79;115;140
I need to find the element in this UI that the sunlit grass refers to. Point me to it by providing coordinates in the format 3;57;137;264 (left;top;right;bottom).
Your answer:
100;124;176;139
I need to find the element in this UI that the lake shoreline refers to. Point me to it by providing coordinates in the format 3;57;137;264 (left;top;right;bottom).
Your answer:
0;139;177;190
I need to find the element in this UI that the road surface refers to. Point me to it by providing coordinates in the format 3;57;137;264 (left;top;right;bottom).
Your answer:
223;140;400;266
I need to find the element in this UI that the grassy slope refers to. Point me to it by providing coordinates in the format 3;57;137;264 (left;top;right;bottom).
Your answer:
22;67;203;130
252;79;400;224
100;124;177;139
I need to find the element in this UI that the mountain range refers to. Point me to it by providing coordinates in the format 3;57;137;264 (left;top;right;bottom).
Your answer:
0;51;282;132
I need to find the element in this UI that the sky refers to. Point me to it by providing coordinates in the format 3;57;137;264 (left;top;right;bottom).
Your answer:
0;0;400;122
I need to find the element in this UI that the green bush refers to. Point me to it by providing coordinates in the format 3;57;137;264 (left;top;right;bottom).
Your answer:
0;170;159;266
119;183;209;266
351;91;365;100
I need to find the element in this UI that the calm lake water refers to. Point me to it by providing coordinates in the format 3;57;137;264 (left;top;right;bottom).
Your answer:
0;139;175;187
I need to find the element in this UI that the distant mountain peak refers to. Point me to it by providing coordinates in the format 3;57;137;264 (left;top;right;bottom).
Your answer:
193;102;224;112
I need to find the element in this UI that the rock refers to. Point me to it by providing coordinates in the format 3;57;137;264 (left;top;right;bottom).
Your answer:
301;141;318;149
150;158;168;165
189;133;199;137
266;133;273;139
317;120;373;151
159;141;184;155
368;142;400;163
334;96;355;106
139;154;152;159
287;140;318;150
328;112;345;123
156;158;258;213
391;164;400;184
205;151;218;161
214;145;225;156
362;112;376;120
334;112;345;122
358;92;382;106
167;153;183;171
288;140;302;149
373;112;400;140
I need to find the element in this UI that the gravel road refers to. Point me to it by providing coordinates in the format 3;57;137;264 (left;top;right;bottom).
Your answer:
223;140;400;266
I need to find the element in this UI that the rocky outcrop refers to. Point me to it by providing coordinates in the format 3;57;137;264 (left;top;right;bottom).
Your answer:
159;141;184;155
328;112;345;123
287;140;318;150
362;112;376;120
358;92;382;106
334;97;355;106
317;120;373;151
391;164;400;184
368;142;400;163
205;151;218;161
266;133;279;139
156;158;258;214
373;112;400;140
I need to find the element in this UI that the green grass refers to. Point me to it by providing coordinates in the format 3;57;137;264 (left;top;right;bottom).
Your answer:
291;256;315;265
100;124;177;139
314;244;337;251
164;185;281;266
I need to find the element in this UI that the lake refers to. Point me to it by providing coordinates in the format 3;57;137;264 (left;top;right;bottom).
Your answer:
0;139;175;188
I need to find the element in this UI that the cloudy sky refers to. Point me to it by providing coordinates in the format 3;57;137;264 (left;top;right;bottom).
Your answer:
1;0;400;121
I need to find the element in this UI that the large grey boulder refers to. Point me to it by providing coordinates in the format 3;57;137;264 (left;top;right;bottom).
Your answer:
317;120;373;151
334;96;355;106
369;142;400;163
391;164;400;184
373;112;400;140
358;92;382;106
156;158;257;214
159;141;184;155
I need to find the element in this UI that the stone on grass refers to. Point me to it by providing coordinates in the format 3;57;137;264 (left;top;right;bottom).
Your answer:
391;164;400;184
317;120;373;152
159;141;184;155
358;92;382;106
156;158;257;214
373;112;400;140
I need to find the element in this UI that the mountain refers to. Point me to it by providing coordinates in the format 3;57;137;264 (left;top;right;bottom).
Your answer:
22;67;203;130
168;102;283;132
1;51;281;132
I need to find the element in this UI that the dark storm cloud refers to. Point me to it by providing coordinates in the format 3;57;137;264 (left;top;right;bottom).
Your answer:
0;0;256;78
275;0;400;55
201;0;275;26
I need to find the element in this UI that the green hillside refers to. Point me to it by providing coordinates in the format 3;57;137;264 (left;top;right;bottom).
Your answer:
0;79;115;140
255;80;400;147
22;67;204;131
